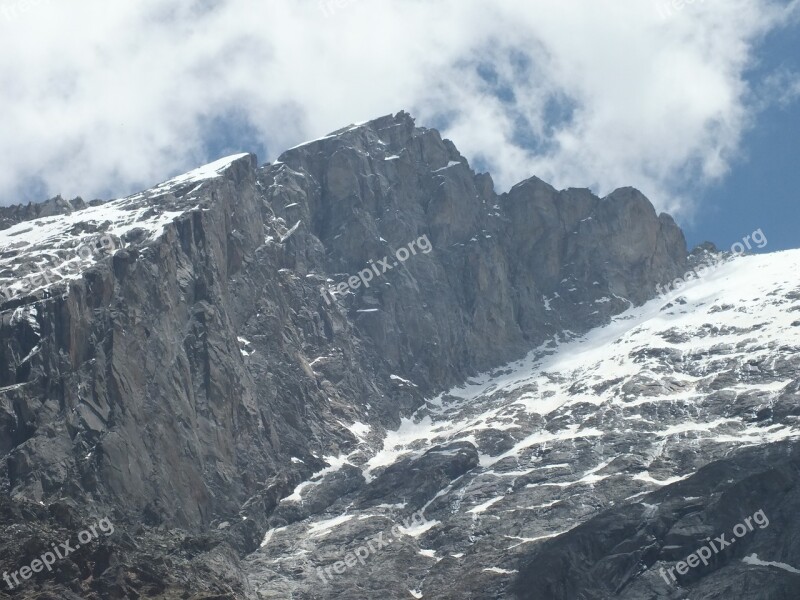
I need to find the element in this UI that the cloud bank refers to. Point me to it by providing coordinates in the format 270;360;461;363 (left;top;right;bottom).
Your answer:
0;0;798;217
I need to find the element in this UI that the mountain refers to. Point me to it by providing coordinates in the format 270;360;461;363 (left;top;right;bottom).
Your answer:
0;112;796;599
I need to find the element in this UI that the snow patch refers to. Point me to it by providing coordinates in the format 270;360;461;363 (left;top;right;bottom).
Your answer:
742;553;800;574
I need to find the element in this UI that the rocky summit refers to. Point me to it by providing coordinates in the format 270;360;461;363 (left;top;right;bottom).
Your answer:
0;112;797;599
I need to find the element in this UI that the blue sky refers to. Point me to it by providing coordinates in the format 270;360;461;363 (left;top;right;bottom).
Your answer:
0;0;798;255
683;23;800;252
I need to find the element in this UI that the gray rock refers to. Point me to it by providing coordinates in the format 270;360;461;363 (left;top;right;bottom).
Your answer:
2;110;759;600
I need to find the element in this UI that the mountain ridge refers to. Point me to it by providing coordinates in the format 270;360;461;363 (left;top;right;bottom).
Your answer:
2;112;793;599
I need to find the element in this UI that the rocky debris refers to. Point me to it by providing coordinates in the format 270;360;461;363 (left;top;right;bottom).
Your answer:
0;493;257;599
515;441;800;600
359;442;479;511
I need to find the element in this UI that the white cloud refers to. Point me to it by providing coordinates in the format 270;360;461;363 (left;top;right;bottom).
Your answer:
0;0;797;218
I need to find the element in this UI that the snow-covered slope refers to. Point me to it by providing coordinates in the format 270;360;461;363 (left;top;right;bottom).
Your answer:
367;249;800;477
247;249;800;598
0;153;250;299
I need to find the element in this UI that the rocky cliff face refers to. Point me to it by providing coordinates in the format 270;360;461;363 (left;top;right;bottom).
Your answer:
4;112;791;599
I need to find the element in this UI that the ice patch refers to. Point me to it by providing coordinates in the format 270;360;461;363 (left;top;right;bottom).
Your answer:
742;553;800;574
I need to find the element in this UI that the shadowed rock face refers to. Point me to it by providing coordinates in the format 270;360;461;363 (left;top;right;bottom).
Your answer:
515;442;800;600
268;112;688;388
0;111;696;598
